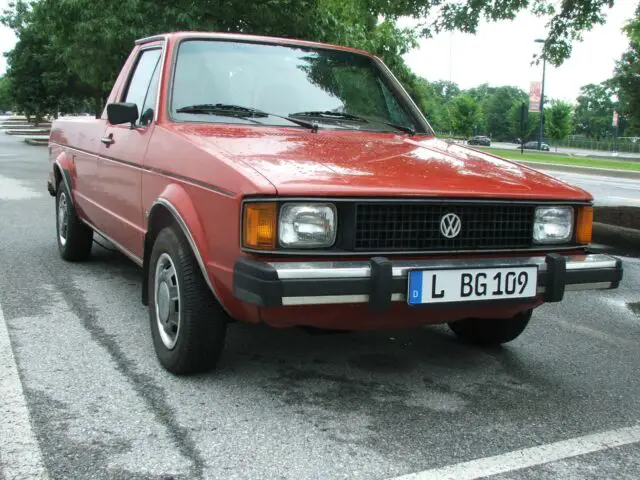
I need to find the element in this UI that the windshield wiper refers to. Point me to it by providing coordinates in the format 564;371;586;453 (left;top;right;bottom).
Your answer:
290;110;415;136
175;104;318;131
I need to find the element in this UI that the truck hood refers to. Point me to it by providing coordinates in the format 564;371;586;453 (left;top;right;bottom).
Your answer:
174;125;591;200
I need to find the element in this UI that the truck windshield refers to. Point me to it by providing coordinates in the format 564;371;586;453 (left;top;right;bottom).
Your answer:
170;39;428;134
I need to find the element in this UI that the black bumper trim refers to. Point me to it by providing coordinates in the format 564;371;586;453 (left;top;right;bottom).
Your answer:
544;253;567;302
233;258;282;307
233;254;623;312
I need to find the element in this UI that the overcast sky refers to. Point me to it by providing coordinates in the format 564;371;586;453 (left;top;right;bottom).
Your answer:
0;0;637;102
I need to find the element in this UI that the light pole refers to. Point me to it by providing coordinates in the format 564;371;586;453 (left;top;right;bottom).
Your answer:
535;38;546;151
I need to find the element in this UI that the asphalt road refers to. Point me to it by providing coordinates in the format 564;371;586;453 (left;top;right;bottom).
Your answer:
2;130;640;480
535;168;640;207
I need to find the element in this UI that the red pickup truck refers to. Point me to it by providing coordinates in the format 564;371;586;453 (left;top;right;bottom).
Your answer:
48;32;623;375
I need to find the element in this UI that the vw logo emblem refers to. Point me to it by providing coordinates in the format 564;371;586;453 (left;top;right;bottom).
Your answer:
440;213;462;239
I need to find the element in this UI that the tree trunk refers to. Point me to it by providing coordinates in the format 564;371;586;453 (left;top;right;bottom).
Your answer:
94;95;103;119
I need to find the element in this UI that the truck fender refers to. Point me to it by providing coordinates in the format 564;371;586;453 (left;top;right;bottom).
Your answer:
52;151;75;203
142;184;225;310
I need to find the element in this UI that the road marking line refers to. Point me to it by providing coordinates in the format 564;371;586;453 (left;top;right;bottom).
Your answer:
0;301;49;479
389;425;640;480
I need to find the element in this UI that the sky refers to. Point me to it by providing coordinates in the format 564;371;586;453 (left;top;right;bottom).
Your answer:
0;0;637;103
401;0;638;102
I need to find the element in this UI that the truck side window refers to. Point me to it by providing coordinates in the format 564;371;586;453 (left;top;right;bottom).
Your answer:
123;48;161;125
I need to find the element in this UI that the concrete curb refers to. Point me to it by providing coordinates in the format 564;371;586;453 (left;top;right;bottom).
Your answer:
5;130;50;136
519;161;640;179
24;138;48;146
592;222;640;254
590;205;640;254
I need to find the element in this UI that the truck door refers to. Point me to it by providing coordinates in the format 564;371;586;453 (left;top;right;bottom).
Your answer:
97;46;163;260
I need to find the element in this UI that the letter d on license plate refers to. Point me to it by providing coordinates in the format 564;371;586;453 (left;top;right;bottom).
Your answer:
407;266;538;305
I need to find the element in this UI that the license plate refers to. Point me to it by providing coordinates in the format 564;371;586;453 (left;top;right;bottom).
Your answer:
407;266;538;305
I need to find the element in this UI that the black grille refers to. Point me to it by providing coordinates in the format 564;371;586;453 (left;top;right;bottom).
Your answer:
354;203;535;251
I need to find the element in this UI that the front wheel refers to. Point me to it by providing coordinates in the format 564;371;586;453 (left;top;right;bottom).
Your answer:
447;309;532;346
55;179;93;261
148;225;228;375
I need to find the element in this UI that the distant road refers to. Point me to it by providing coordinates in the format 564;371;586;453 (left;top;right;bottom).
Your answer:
538;168;640;207
490;141;640;160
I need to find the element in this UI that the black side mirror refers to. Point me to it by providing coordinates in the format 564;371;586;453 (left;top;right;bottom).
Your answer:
107;102;139;127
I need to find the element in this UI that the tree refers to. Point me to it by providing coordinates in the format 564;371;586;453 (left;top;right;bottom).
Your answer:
573;82;617;139
509;103;539;142
545;101;573;150
3;25;90;120
0;76;13;112
450;93;481;137
612;5;640;135
431;80;461;104
485;86;528;141
1;0;95;119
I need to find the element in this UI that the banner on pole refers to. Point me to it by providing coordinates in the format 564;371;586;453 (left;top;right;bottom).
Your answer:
529;81;542;112
612;111;619;127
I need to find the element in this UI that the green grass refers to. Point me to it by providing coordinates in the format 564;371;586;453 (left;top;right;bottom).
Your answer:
478;147;640;172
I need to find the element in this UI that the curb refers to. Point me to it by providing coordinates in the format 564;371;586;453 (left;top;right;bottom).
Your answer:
4;130;50;136
519;161;640;179
24;139;48;146
592;222;640;254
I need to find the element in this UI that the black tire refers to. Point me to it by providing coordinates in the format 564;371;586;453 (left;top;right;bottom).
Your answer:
55;179;93;261
448;309;532;346
148;225;228;375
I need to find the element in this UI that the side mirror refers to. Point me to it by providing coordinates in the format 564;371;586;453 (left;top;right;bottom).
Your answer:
107;102;139;127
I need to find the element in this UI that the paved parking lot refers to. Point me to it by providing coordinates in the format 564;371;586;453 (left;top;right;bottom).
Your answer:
1;131;640;479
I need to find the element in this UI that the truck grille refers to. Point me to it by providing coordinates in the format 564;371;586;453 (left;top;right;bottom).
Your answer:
354;203;535;251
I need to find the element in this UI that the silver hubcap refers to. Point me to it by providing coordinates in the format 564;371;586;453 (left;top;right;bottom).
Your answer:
58;192;68;246
154;253;180;350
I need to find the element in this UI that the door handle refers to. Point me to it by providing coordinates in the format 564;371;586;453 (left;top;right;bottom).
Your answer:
100;134;114;146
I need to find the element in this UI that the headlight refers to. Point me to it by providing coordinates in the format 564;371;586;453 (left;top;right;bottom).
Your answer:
533;206;574;244
279;203;337;248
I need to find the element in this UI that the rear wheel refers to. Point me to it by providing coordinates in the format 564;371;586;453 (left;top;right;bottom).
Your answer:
448;309;532;346
148;225;228;375
55;179;93;261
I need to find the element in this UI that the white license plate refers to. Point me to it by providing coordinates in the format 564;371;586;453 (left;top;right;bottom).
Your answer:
407;266;538;305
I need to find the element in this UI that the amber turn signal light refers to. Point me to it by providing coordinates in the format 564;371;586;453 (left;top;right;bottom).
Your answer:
243;203;277;249
576;206;593;244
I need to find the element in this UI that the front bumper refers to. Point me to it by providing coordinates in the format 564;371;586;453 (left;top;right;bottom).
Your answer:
233;253;623;313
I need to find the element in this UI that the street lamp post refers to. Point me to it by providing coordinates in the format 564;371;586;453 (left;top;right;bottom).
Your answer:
535;39;546;151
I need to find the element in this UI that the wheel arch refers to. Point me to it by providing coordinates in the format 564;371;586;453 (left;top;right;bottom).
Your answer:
53;154;74;204
142;191;225;313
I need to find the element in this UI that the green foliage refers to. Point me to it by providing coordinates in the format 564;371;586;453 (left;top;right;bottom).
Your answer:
573;82;617;139
449;93;481;137
0;76;13;111
545;101;573;146
2;14;90;120
612;6;640;135
485;86;528;141
509;103;539;141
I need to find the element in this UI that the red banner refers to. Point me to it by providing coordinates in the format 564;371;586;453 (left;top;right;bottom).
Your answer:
529;81;541;112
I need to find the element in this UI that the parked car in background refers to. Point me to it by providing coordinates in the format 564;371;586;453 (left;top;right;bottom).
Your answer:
467;135;491;146
523;140;550;151
48;32;622;375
